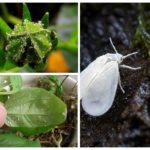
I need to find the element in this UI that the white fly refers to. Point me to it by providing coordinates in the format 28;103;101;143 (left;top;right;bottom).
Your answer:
81;38;141;117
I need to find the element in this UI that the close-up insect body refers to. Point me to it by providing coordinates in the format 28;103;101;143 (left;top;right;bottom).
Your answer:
81;38;141;117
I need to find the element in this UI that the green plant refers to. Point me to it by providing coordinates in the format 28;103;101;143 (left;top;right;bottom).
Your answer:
0;133;41;147
0;76;22;95
134;4;150;57
0;75;67;147
36;76;63;96
5;88;66;135
0;3;58;72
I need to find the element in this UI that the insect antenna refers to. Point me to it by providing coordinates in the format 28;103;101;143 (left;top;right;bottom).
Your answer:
122;52;138;60
109;37;118;54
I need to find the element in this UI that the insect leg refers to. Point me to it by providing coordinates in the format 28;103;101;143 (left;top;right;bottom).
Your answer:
118;74;125;93
120;65;141;70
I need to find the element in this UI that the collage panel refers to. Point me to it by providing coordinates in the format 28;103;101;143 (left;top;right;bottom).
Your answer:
80;3;150;147
0;75;77;147
0;2;78;148
0;3;78;73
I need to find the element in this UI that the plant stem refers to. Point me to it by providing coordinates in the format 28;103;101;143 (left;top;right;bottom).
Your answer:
0;3;22;25
7;15;22;25
0;17;12;39
0;3;9;17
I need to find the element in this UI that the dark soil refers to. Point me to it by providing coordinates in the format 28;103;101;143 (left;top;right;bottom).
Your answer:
80;3;150;147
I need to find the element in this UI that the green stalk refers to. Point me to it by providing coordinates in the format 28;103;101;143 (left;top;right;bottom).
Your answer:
0;17;12;39
7;15;22;25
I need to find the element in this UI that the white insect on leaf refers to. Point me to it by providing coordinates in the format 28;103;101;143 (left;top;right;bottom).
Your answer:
81;37;141;117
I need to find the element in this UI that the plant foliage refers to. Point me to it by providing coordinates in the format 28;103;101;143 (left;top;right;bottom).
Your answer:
0;3;58;72
0;75;67;147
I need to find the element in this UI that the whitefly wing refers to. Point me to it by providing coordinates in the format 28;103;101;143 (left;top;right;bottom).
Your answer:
81;61;119;116
81;55;110;99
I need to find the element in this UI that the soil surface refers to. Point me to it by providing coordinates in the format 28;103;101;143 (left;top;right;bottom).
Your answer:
80;3;150;147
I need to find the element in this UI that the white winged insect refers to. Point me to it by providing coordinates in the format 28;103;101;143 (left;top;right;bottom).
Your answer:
81;38;141;117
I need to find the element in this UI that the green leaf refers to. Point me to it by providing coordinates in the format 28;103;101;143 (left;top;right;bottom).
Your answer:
0;133;41;147
0;95;8;103
48;76;63;96
10;126;52;136
25;20;52;59
0;34;5;51
3;59;18;71
9;76;22;93
0;35;5;69
36;76;63;96
5;23;27;64
0;75;22;95
5;87;67;135
41;12;49;28
23;3;32;21
32;62;47;72
50;31;58;50
0;17;12;39
6;20;53;66
0;76;9;91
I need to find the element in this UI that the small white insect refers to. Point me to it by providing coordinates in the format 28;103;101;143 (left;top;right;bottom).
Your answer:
81;38;141;117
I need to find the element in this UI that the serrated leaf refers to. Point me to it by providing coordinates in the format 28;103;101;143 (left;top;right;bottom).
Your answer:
23;3;32;21
6;37;27;62
25;21;52;59
41;12;49;28
6;23;27;63
6;20;53;67
0;133;41;147
5;87;67;135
